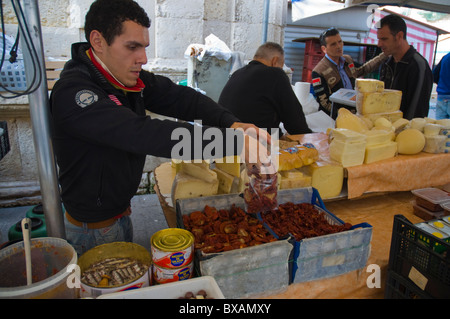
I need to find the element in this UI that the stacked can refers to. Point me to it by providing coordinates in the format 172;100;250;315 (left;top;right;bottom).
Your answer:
151;228;194;284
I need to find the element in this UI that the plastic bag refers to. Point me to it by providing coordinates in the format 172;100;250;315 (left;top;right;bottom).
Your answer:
243;164;278;214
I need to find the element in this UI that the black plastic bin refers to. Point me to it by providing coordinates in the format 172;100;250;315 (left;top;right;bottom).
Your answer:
385;214;450;299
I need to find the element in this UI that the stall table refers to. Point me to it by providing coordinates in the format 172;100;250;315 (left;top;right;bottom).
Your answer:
153;132;450;299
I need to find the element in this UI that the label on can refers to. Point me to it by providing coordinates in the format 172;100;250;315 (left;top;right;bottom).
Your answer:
152;263;193;285
151;228;194;268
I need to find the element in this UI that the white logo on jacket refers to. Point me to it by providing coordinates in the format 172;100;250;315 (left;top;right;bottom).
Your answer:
75;90;98;108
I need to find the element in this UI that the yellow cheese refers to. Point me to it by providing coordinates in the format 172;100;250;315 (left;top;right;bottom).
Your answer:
214;156;242;177
374;117;393;130
356;90;402;115
395;128;425;155
362;111;403;126
171;172;219;203
179;162;217;183
364;141;397;164
213;168;238;194
381;89;402;112
279;171;312;190
410;118;427;132
355;78;384;93
392;118;410;134
330;128;367;143
300;161;344;199
364;129;395;146
329;139;366;167
335;107;369;133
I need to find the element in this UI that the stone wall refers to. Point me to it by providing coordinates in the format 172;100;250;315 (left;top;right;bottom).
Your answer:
0;0;286;206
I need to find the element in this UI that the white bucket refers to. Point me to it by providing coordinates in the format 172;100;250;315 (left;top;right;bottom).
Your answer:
0;237;78;299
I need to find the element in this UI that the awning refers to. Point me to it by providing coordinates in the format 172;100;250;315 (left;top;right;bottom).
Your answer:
347;0;450;14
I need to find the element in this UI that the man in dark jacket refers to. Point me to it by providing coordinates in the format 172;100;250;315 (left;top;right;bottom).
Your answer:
377;14;433;119
50;0;270;255
219;42;312;135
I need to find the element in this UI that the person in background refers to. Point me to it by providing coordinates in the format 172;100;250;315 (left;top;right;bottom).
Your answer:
432;52;450;119
218;42;312;136
377;14;433;120
49;0;270;255
312;27;387;119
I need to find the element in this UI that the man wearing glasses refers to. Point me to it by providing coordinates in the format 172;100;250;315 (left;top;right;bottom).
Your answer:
312;27;386;119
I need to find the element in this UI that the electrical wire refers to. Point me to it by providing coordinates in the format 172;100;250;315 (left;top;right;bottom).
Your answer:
0;0;43;98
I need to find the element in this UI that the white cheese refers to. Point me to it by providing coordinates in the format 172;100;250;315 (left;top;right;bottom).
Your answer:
364;141;398;164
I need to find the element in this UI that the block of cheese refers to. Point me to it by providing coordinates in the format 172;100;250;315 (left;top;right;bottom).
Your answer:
364;141;398;164
382;89;402;112
330;128;367;143
279;170;312;190
362;111;403;127
329;139;366;167
335;108;369;133
277;145;319;171
423;135;446;154
355;78;384;93
364;129;395;146
179;162;217;183
171;172;219;204
172;159;210;173
356;90;402;115
213;168;239;194
395;128;425;155
215;156;242;177
299;161;344;199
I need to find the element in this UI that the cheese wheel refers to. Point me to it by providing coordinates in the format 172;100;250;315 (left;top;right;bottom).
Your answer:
395;128;425;155
410;118;426;132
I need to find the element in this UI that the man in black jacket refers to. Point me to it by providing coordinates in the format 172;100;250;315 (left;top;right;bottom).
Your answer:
377;14;433;119
219;42;312;135
50;0;270;255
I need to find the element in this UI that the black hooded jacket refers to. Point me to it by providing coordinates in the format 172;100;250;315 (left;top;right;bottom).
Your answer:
49;43;241;222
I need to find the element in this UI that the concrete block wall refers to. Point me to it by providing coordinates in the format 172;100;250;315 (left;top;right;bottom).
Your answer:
0;0;286;206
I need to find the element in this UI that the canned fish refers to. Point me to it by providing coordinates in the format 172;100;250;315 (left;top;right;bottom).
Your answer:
152;262;193;285
151;228;194;268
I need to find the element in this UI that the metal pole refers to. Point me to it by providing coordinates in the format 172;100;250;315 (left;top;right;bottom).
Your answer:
14;0;65;239
262;0;270;44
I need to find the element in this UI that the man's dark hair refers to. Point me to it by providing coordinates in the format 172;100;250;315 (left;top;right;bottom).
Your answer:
319;27;339;46
378;14;407;40
254;42;284;60
84;0;151;45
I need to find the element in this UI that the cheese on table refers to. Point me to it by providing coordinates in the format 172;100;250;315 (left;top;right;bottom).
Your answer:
410;118;427;132
213;168;239;194
178;161;217;183
171;172;219;204
330;128;367;143
364;129;395;146
423;123;442;136
214;156;242;177
329;139;366;167
395;128;426;155
364;141;398;164
355;78;384;93
423;135;446;153
335;107;369;133
299;161;344;199
361;111;403;127
279;169;312;190
356;90;402;114
392;118;410;134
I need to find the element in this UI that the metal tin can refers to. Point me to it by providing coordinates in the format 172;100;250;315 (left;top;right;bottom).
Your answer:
152;262;193;285
151;228;194;269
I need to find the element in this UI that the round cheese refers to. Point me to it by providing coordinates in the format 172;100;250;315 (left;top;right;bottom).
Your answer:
395;128;425;155
410;118;426;132
423;123;442;136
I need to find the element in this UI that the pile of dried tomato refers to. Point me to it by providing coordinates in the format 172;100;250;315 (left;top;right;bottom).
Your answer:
182;204;277;254
261;202;352;241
